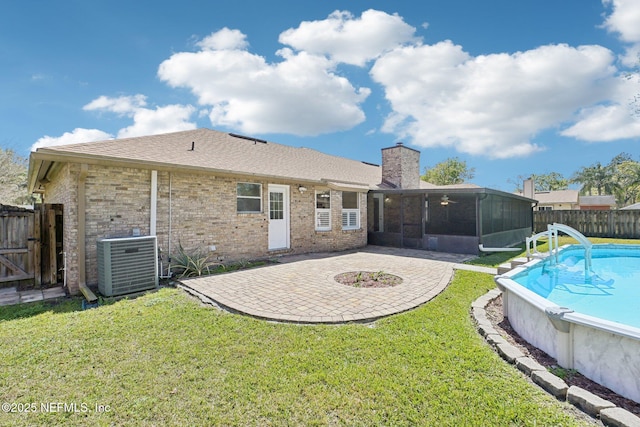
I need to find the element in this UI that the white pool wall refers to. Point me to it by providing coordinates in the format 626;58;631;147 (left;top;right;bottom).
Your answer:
496;248;640;403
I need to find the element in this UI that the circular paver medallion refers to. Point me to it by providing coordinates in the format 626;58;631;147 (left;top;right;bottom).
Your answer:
334;271;403;288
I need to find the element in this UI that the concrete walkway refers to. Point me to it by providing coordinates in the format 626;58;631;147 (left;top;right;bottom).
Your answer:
182;246;495;323
0;286;66;307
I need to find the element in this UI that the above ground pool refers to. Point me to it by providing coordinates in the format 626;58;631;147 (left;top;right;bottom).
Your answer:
512;244;640;329
495;243;640;404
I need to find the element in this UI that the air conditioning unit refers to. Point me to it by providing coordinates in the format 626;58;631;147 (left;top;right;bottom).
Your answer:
97;236;158;296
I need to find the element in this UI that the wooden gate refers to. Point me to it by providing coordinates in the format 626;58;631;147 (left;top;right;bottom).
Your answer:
0;204;63;289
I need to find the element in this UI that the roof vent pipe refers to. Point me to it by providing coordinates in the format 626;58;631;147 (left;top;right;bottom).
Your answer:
190;141;195;151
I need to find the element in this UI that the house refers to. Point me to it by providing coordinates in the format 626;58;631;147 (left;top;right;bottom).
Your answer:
577;195;616;210
621;202;640;210
530;190;580;211
28;128;534;295
519;189;616;211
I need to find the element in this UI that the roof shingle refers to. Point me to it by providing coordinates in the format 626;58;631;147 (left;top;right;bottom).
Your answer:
35;128;382;187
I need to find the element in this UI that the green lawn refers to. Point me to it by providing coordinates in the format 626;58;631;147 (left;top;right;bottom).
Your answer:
467;236;640;267
0;271;594;426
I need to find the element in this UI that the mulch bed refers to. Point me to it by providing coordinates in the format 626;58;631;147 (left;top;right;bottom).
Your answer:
334;271;403;288
486;294;640;416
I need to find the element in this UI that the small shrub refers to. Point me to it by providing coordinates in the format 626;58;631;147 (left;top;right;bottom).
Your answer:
171;243;223;278
548;366;578;380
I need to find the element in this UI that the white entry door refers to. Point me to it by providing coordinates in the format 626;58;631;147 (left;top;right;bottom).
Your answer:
268;184;290;250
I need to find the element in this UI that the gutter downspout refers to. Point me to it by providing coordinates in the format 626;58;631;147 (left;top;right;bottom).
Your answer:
476;193;487;251
150;170;158;236
168;172;172;259
475;193;481;243
158;172;173;279
77;164;88;294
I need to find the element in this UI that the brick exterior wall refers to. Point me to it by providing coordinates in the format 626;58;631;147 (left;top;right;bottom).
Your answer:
291;189;367;253
84;167;153;287
42;163;368;294
42;163;79;292
162;175;367;264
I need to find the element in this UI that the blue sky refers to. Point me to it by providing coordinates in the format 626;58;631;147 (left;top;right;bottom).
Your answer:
2;0;639;191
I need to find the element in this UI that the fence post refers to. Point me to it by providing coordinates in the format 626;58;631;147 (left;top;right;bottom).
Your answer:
608;211;614;238
33;204;42;286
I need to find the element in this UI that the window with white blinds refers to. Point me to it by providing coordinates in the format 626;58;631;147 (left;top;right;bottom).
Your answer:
315;190;331;231
342;191;359;230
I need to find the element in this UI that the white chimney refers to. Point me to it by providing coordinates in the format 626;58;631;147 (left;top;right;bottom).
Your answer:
523;178;535;199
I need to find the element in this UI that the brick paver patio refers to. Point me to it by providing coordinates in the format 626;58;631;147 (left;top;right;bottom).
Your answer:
181;246;487;323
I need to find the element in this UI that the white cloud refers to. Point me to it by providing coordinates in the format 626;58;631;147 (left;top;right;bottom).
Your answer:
36;7;640;159
83;94;147;115
561;72;640;140
117;104;197;139
602;0;640;43
619;44;640;68
31;128;113;151
30;73;49;81
561;104;640;140
371;41;621;158
196;27;248;50
278;9;417;66
158;23;373;136
34;96;196;149
83;95;197;139
602;0;640;67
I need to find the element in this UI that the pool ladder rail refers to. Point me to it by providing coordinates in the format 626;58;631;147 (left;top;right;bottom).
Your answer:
526;223;593;272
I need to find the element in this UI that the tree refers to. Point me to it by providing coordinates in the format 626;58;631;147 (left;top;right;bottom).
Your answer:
421;157;475;185
0;147;31;205
624;64;640;118
611;160;640;207
571;153;635;197
530;172;568;192
609;152;633;167
571;161;613;196
570;153;640;207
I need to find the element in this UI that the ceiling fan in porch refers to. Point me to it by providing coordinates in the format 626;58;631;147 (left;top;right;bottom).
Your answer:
440;194;458;206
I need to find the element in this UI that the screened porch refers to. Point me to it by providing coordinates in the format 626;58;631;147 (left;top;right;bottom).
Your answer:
367;188;534;255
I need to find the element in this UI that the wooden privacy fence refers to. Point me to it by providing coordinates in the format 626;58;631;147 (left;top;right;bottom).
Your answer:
0;204;36;285
0;204;63;289
534;210;640;239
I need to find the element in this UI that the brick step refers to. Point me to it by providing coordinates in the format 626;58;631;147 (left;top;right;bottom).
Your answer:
510;257;529;267
497;263;512;275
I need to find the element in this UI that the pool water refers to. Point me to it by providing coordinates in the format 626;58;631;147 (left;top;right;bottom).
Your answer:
513;245;640;329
